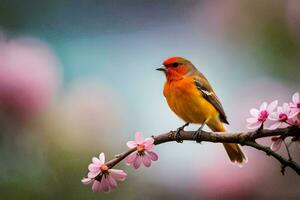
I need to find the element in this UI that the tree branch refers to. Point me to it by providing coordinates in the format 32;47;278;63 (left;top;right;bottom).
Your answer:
106;126;300;175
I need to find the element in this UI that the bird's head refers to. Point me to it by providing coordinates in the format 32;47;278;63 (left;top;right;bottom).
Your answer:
156;57;196;80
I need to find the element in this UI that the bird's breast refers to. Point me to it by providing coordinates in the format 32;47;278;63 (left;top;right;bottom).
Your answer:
163;78;218;124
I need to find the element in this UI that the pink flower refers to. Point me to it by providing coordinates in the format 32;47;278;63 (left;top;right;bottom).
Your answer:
270;136;283;152
81;152;127;192
268;103;295;130
0;35;60;121
246;100;278;129
126;132;158;169
289;92;300;116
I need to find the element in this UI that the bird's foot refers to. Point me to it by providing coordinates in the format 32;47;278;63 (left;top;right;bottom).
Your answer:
175;131;183;143
193;124;205;143
193;130;203;143
174;123;189;143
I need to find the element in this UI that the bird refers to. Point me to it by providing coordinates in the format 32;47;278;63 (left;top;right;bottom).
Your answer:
156;56;247;166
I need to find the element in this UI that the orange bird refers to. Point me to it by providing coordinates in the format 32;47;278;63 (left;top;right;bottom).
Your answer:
157;56;247;166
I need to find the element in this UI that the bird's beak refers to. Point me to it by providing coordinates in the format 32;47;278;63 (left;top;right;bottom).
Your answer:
156;66;167;72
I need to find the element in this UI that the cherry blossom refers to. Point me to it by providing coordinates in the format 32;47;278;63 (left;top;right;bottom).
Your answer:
289;92;300;116
246;100;278;129
268;103;295;130
126;132;158;169
81;153;127;192
270;136;283;152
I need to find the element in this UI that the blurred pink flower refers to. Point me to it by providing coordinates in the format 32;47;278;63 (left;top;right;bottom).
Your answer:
270;136;283;152
246;101;278;129
0;35;60;120
268;103;295;130
126;132;158;169
289;92;300;116
81;152;127;192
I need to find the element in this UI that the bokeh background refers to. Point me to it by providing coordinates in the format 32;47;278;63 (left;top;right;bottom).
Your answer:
0;0;299;199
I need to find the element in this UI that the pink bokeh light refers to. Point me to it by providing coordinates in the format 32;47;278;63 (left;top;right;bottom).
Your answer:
0;35;61;121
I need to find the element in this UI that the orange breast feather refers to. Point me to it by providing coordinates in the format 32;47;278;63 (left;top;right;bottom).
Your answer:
163;77;219;124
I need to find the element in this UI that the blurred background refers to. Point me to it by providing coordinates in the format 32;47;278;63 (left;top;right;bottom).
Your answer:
0;0;299;199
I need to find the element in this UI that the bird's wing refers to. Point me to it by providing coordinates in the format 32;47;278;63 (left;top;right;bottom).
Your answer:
193;74;229;124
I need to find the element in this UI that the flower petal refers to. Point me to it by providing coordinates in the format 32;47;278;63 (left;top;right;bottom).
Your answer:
268;122;282;130
260;102;267;111
277;106;283;114
270;139;283;151
101;178;110;192
282;103;290;113
126;140;137;149
293;92;299;104
142;155;151;167
267;100;278;113
92;180;101;192
81;177;93;185
290;110;300;118
250;108;259;117
109;169;127;181
125;153;137;165
281;123;290;129
107;174;117;188
145;143;154;150
99;153;105;164
88;163;100;172
133;155;142;169
143;137;154;149
246;117;257;123
135;132;143;144
268;112;278;121
88;171;100;178
92;157;101;165
246;121;262;130
100;180;106;192
146;150;159;161
287;118;296;125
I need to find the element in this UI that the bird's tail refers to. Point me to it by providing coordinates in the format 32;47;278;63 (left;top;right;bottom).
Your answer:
208;121;248;167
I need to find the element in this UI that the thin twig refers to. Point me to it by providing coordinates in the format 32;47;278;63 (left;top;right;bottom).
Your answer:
283;140;292;161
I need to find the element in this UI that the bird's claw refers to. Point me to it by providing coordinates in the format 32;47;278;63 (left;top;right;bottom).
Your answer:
175;128;184;143
193;130;203;143
173;123;189;143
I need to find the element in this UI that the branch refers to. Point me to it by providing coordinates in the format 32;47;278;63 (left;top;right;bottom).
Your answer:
106;126;300;175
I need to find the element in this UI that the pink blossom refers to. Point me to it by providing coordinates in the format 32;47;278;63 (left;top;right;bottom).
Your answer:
126;132;158;169
270;136;283;152
268;103;295;130
0;35;60;120
81;152;127;192
246;100;278;129
289;92;300;116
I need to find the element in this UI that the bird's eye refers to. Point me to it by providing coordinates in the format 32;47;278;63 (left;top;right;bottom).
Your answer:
173;62;179;68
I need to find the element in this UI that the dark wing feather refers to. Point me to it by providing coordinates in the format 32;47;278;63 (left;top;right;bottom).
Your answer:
194;78;229;124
